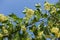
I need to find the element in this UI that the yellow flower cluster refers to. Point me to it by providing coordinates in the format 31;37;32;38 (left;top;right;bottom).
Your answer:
21;25;26;31
23;17;29;23
23;8;34;23
50;6;56;13
38;31;43;38
57;32;60;38
51;27;59;34
2;27;8;35
51;27;60;38
26;8;34;18
44;2;51;10
0;14;8;22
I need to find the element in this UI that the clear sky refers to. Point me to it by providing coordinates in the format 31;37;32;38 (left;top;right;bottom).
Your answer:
0;0;59;18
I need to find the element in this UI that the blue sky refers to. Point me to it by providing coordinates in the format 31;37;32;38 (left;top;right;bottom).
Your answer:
0;0;59;18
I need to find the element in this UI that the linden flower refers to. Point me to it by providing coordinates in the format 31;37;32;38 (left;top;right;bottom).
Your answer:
0;33;3;37
51;27;59;34
23;16;31;23
2;26;9;35
3;29;8;34
26;8;34;18
23;17;29;21
37;31;43;38
2;26;6;30
55;32;60;38
0;14;8;22
57;32;60;38
44;2;51;10
38;31;43;36
50;6;56;13
21;25;26;31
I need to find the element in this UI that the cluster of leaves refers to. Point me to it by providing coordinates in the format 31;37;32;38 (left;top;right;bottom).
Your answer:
0;1;60;40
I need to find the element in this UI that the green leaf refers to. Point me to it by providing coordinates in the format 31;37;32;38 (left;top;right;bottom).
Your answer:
29;25;36;32
9;13;23;23
42;14;48;18
9;13;18;20
41;35;46;40
39;22;44;31
7;22;13;33
34;10;41;21
44;27;50;35
0;37;3;40
35;3;41;9
57;10;60;14
56;2;60;8
13;32;20;40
